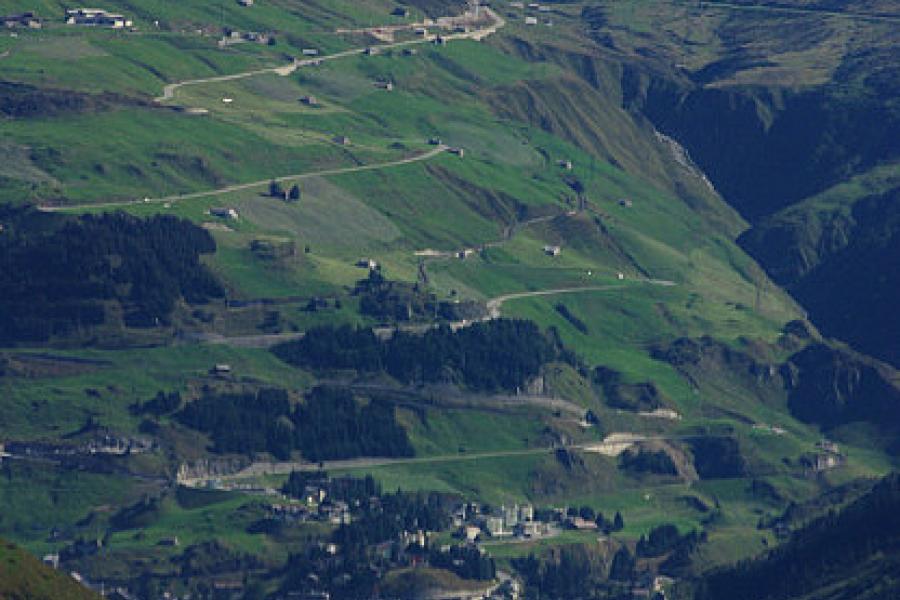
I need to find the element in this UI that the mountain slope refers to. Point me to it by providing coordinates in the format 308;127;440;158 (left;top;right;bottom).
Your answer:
740;174;900;367
691;473;900;600
0;538;100;600
578;0;900;368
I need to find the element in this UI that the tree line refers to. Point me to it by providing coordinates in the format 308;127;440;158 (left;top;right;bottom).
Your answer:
0;207;222;343
354;269;485;323
175;386;413;461
273;319;577;393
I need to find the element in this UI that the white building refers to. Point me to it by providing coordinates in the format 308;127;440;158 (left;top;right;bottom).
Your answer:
65;8;132;28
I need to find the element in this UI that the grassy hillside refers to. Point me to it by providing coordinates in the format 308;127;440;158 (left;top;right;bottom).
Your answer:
575;0;899;368
0;538;100;600
0;0;896;597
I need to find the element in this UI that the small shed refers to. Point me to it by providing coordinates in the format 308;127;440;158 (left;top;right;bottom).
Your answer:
543;245;561;257
209;207;239;220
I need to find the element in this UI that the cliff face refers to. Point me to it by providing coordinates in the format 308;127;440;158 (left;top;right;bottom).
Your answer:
744;189;900;366
632;76;900;221
783;343;900;441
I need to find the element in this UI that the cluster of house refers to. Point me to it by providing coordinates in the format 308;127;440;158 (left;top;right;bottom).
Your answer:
805;439;845;473
65;8;132;28
632;573;675;599
268;485;576;547
268;495;353;526
509;1;552;26
472;503;554;539
2;435;153;461
454;502;570;543
218;29;272;46
1;12;42;29
3;8;135;29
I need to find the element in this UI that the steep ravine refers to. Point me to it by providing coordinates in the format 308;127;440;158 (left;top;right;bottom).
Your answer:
623;68;900;367
629;76;900;221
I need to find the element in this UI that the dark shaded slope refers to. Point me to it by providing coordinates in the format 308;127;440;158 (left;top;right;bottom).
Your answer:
608;7;900;366
783;342;900;442
692;473;900;600
742;188;900;366
0;207;222;344
638;81;900;221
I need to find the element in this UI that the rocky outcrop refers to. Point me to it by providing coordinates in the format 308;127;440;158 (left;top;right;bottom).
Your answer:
650;336;785;407
593;366;671;412
176;457;250;484
783;343;900;435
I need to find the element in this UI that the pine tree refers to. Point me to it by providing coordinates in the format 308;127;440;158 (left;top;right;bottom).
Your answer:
609;546;635;581
269;180;283;197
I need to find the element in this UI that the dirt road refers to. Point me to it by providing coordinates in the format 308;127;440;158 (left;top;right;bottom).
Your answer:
39;145;448;212
184;278;676;349
178;429;700;488
155;7;505;103
485;280;674;318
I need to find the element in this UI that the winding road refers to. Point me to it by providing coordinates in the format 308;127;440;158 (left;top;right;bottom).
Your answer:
190;278;676;349
179;428;755;488
40;6;505;214
486;281;674;318
40;145;449;212
155;6;504;103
